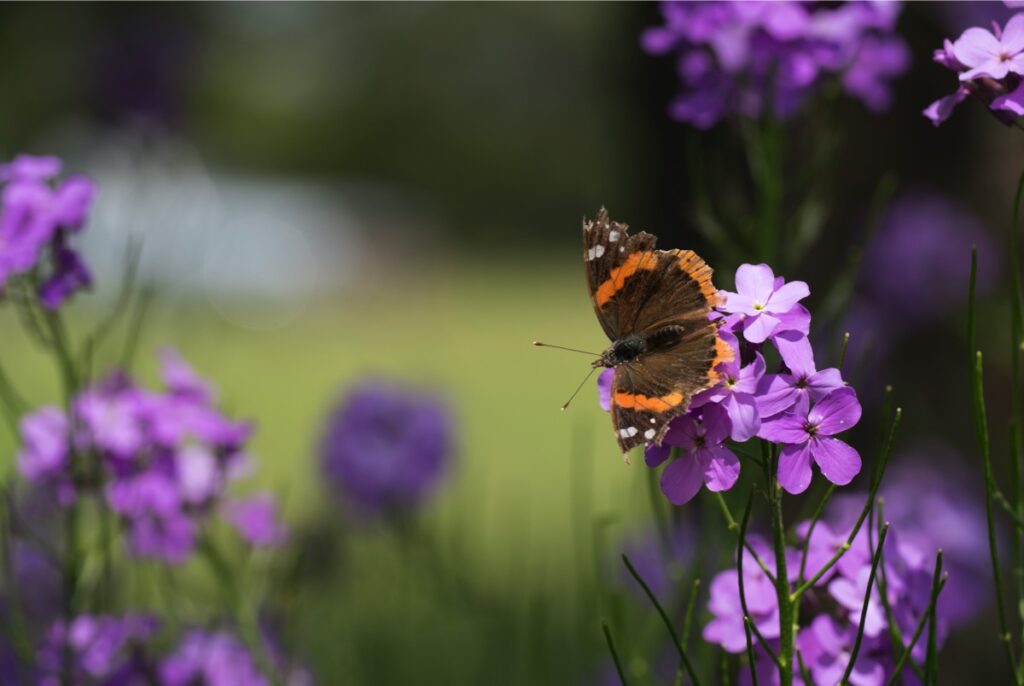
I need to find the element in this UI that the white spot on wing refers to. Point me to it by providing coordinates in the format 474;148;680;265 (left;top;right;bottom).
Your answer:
608;230;620;242
644;428;656;440
617;426;639;438
586;245;606;261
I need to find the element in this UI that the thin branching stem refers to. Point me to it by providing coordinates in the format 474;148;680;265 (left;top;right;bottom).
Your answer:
969;246;1021;680
737;491;761;686
682;578;701;648
792;407;901;600
1010;168;1024;663
840;522;889;685
797;484;836;585
714;492;776;584
924;551;944;684
622;553;700;685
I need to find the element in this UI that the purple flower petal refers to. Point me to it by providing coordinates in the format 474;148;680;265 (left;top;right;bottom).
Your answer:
776;331;816;377
734;263;776;302
597;368;614;412
724;394;761;442
953;27;1002;68
993;79;1024;115
742;312;781;343
660;453;706;505
702;445;740;492
645;443;671;468
766;280;810;312
807;368;845;401
923;87;970;126
777;443;814;494
756;374;800;418
809;387;862;436
759;412;808;445
810;436;861;486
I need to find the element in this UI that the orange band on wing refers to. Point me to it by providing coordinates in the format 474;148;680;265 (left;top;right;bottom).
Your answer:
677;250;721;307
707;334;735;384
595;251;659;307
614;390;685;412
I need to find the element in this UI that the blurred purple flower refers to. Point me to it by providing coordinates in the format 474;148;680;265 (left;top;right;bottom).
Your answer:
17;407;69;482
647;403;740;505
37;613;158;685
719;264;810;345
160;630;268;686
643;1;909;128
760;387;863;494
704;537;780;653
616;523;693;602
925;12;1024;124
223;494;289;548
321;380;454;518
861;192;998;324
0;157;95;307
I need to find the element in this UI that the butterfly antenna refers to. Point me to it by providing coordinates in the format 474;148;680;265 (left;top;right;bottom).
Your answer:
533;341;601;356
560;366;598;411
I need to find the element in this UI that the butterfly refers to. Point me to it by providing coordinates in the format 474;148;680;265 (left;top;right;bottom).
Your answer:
583;207;732;458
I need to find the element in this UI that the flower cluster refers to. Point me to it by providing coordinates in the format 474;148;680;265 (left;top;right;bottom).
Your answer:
641;1;909;128
16;348;286;563
320;380;454;519
160;630;270;686
925;12;1024;125
36;613;159;686
705;518;945;684
599;263;862;503
0;154;95;309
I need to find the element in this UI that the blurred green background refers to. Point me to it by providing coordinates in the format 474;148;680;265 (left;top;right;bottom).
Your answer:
0;2;1021;684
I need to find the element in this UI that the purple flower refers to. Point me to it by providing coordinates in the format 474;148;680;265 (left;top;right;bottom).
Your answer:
643;1;909;127
597;368;614;412
860;192;999;323
38;244;92;310
321;380;454;518
691;329;764;441
718;263;810;344
756;333;844;418
16;406;69;481
925;13;1024;124
0;160;95;307
223;494;289;548
798;615;886;686
160;630;268;686
954;14;1024;80
760;387;863;494
704;538;780;653
37;613;158;685
647;403;740;505
616;523;693;602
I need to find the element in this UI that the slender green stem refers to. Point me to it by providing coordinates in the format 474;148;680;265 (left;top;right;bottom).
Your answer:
715;492;776;583
737;491;780;667
622;553;700;685
970;243;1021;681
974;349;1019;678
765;443;794;686
737;491;760;686
792;408;901;600
682;578;701;648
837;332;851;370
796;651;812;686
874;503;924;685
840;523;889;685
995;488;1024;528
886;557;948;686
602;621;629;686
1010;167;1024;666
924;551;944;685
797;484;836;585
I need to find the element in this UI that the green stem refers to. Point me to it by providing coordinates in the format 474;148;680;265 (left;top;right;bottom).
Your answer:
714;492;776;583
737;492;760;686
1010;168;1024;663
766;444;794;686
840;523;889;685
682;578;701;648
622;553;700;685
924;551;944;685
797;484;836;585
602;621;629;686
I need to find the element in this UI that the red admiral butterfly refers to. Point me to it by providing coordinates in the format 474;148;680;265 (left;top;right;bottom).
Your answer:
580;208;732;458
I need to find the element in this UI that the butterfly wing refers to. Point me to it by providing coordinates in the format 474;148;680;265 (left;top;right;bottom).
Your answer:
583;208;732;454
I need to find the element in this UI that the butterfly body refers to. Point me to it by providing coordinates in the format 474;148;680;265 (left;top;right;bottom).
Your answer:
583;208;732;457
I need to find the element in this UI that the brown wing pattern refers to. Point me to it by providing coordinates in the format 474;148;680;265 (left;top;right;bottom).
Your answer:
582;207;732;455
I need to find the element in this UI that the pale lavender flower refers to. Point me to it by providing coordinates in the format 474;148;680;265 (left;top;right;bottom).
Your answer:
718;263;810;344
704;538;780;653
691;329;765;441
760;387;863;494
160;630;268;686
37;613;158;685
16;407;69;482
